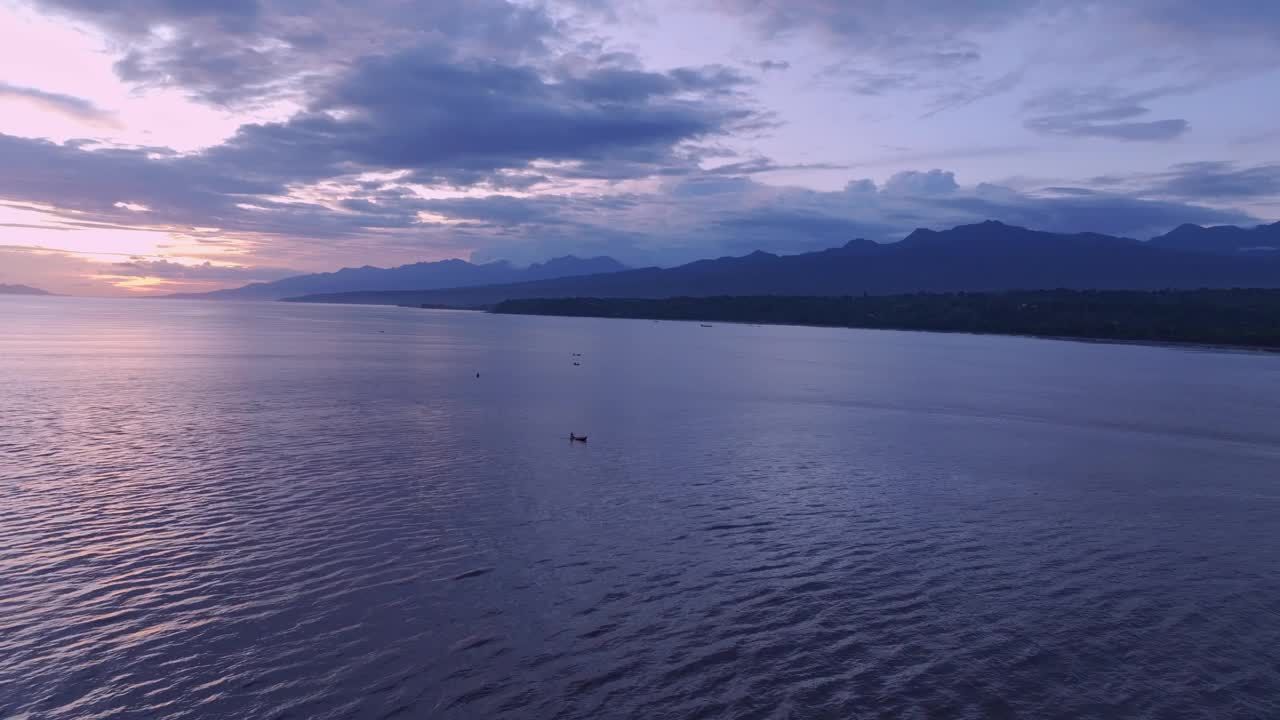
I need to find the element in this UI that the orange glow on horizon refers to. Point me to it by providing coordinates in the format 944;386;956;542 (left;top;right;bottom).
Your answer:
91;275;175;291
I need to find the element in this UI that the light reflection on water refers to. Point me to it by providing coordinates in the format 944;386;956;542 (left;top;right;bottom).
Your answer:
2;296;1279;719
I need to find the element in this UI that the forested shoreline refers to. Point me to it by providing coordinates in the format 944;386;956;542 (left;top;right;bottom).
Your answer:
492;290;1280;349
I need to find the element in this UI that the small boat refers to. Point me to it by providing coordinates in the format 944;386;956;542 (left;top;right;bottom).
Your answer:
570;434;588;442
700;324;713;327
573;362;581;366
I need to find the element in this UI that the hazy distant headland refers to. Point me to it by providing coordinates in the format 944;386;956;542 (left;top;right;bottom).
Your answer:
283;220;1280;308
0;284;52;296
494;290;1280;350
161;255;628;301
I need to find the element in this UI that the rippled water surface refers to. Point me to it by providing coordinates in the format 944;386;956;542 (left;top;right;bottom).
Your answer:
3;296;1280;719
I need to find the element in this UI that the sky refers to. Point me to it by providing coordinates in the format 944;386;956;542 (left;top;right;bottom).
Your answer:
1;0;1278;295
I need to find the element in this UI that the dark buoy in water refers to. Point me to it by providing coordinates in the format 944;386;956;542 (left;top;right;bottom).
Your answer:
475;372;480;378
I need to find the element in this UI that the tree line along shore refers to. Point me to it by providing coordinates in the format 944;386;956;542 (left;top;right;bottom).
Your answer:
490;289;1280;350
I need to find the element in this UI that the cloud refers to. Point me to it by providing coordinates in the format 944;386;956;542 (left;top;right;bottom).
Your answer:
1028;117;1189;142
753;59;790;72
1104;161;1280;200
35;0;286;105
203;48;760;188
1234;127;1280;146
106;258;297;281
411;195;567;227
0;41;759;245
709;209;900;255
822;66;919;96
451;168;1264;265
715;0;1280;125
927;185;1253;239
1023;85;1191;142
812;59;1019;118
714;0;1025;54
0;133;276;227
32;0;560;105
923;69;1023;117
850;145;1037;172
0;82;118;126
715;1;1280;58
6;0;1280;286
0;243;297;295
35;0;261;30
704;157;847;175
3;120;1270;274
882;169;958;195
0;245;110;294
1114;1;1280;45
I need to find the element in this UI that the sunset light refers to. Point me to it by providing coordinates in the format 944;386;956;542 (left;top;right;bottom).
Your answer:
4;3;1280;720
3;0;1277;297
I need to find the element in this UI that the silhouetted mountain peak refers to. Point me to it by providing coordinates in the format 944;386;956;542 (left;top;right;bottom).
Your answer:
162;253;628;300
901;227;937;243
525;255;628;279
283;220;1280;308
962;220;1024;236
899;220;1040;250
823;238;881;256
533;255;594;269
843;238;878;250
1150;220;1280;256
899;221;1141;253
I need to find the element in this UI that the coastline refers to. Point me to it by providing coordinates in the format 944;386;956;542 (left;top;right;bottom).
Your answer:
490;292;1280;353
500;309;1280;354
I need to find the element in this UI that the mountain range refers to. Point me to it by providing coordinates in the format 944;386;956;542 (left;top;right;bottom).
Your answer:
282;220;1280;308
0;283;52;295
1149;221;1280;255
161;255;629;300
